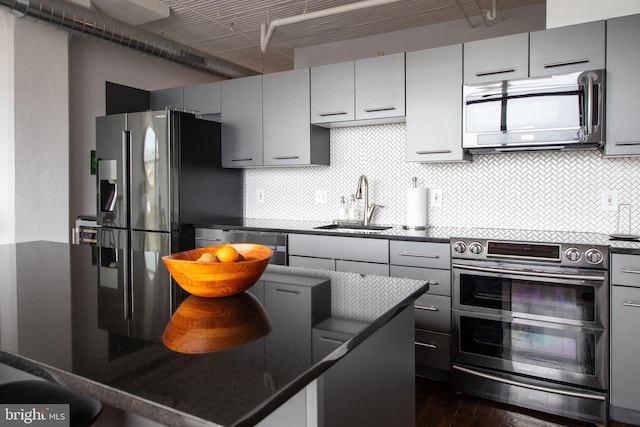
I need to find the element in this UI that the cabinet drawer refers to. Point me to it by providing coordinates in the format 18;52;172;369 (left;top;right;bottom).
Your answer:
336;260;389;276
288;234;388;263
415;330;450;371
389;266;450;296
289;255;335;271
390;240;450;269
611;254;640;287
414;294;451;333
611;285;640;411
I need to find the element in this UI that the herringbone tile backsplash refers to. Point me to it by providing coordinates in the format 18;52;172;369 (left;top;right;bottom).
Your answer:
245;123;640;234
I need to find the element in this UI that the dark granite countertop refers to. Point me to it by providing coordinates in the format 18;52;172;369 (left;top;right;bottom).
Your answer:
0;241;429;427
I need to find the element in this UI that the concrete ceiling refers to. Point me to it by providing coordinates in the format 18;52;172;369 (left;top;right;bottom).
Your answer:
102;0;546;74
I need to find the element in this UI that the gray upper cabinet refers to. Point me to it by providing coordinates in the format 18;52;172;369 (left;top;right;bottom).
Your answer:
183;81;221;118
605;14;640;157
406;44;470;162
463;33;529;84
263;68;329;166
529;20;605;77
310;61;355;125
355;53;405;121
221;75;263;168
150;86;183;110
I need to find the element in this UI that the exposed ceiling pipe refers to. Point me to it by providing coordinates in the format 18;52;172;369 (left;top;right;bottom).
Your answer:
260;0;403;53
0;0;258;79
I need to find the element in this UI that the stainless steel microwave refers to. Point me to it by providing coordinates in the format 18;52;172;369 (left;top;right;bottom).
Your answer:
462;69;605;154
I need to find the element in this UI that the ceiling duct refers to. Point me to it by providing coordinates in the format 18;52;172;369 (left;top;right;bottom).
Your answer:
0;0;258;79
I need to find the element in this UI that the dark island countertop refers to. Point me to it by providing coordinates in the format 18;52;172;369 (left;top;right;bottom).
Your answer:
0;241;429;427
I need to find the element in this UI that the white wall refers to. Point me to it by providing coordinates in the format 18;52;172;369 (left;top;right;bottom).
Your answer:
0;14;15;244
295;2;545;68
68;35;221;230
546;0;640;28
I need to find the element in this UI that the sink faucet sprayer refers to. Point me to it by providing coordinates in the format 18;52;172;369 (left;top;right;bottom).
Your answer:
355;175;382;226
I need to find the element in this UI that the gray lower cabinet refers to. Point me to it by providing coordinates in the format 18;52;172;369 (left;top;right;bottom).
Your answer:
463;33;529;84
354;53;405;122
389;240;451;377
406;44;470;163
610;253;640;424
263;68;330;166
288;234;389;275
605;13;640;157
529;20;605;77
312;317;368;363
221;75;263;167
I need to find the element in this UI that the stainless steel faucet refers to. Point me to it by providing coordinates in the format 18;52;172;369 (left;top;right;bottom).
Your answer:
355;175;380;225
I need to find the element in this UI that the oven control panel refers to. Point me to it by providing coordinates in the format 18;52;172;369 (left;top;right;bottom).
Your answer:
451;238;608;269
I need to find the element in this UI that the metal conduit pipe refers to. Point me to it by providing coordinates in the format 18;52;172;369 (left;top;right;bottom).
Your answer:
0;0;258;79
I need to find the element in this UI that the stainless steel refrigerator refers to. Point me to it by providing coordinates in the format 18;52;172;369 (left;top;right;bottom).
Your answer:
95;110;243;339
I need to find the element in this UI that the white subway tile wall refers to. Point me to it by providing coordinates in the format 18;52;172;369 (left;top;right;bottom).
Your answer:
245;123;640;234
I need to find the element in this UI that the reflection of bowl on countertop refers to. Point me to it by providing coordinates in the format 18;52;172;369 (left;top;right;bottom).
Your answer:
162;244;272;297
162;293;272;354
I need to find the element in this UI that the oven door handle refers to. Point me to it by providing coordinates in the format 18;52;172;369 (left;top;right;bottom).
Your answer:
452;365;606;401
452;263;605;281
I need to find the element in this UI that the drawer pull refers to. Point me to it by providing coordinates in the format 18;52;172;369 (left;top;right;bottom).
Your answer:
621;268;640;275
543;58;589;69
615;141;640;146
231;158;253;162
275;288;300;295
398;252;439;259
416;150;452;155
319;336;347;345
318;111;348;117
475;68;515;77
623;301;640;308
415;342;437;349
415;305;438;312
273;156;300;160
364;106;396;113
426;280;438;286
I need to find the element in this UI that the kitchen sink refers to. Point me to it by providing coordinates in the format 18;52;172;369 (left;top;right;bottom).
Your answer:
313;224;392;233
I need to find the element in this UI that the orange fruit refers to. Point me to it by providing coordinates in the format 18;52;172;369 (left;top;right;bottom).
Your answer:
197;253;216;262
216;245;240;263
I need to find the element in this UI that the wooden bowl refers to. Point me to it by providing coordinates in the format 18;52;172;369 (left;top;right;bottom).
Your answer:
162;293;272;354
162;244;272;297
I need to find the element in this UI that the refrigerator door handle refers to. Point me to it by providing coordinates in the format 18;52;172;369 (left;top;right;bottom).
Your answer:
122;130;131;226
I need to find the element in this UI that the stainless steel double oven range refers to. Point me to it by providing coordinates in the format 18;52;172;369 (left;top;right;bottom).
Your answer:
450;236;609;424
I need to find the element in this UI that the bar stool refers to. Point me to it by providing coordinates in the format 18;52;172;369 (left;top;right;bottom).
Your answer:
0;379;102;427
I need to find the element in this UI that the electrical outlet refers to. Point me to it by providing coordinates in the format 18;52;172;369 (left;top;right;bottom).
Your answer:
256;189;265;204
430;188;442;207
600;190;618;211
315;190;328;204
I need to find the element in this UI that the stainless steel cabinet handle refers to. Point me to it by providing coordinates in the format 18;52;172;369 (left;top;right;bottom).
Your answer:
398;252;439;259
621;268;640;275
544;58;589;69
319;336;347;344
425;280;438;286
475;68;515;77
318;111;348;117
452;365;606;401
623;301;640;308
415;305;438;312
230;158;253;162
615;141;640;146
275;288;300;295
415;342;437;349
416;150;452;155
363;106;396;113
273;156;300;160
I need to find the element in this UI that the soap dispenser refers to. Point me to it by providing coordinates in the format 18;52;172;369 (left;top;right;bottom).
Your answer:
338;196;347;220
348;194;360;221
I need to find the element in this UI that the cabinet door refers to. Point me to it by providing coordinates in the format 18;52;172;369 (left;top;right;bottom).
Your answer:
355;53;405;121
611;286;640;410
183;81;221;117
220;75;263;167
414;293;450;333
415;330;450;371
390;240;451;269
529;20;605;77
311;61;355;124
389;266;451;297
605;14;640;157
611;253;640;287
406;44;470;162
150;87;183;110
463;33;529;84
263;68;329;166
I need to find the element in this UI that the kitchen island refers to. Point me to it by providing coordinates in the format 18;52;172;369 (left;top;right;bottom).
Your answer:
0;241;429;427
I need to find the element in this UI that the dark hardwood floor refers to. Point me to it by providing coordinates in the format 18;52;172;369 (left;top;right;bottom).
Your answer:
416;376;637;427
